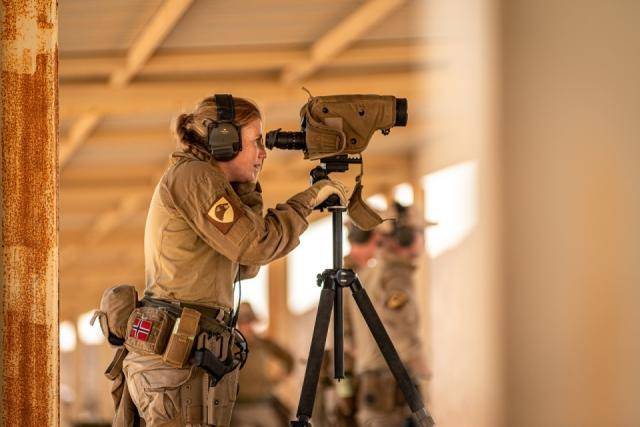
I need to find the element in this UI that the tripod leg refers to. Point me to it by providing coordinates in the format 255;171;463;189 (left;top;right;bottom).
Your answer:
351;279;435;427
293;286;335;425
334;287;344;379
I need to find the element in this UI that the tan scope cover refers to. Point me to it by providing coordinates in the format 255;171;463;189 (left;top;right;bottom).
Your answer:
301;95;397;160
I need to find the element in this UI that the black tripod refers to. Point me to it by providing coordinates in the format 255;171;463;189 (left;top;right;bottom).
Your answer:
291;160;435;427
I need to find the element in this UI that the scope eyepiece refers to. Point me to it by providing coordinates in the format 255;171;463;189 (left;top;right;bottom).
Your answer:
395;98;408;127
265;129;307;151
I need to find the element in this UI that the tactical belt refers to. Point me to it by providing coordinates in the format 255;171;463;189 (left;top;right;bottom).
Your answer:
141;296;232;326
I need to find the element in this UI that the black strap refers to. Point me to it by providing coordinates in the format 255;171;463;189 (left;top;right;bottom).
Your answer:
215;94;235;122
141;297;232;325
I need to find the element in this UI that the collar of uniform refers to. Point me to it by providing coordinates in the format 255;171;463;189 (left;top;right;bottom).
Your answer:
171;150;223;169
170;150;232;187
171;151;211;162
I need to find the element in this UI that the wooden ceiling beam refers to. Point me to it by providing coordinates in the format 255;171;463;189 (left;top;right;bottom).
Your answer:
59;41;436;80
61;0;195;169
110;0;195;87
60;70;428;119
281;0;409;84
60;113;102;168
61;162;165;269
61;149;414;188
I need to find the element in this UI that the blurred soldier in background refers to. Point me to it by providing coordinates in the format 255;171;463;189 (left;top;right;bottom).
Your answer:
232;302;295;427
343;222;382;274
352;202;431;427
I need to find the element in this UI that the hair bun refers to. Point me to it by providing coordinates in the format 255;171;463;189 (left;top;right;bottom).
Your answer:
175;113;193;134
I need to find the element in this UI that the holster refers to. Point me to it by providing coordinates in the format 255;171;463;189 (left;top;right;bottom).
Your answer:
191;327;248;386
193;332;243;426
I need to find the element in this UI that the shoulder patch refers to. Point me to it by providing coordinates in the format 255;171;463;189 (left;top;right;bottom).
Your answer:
385;290;409;310
207;194;242;234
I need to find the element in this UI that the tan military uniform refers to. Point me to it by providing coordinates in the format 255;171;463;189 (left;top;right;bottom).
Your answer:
351;251;427;427
231;336;294;427
124;151;317;426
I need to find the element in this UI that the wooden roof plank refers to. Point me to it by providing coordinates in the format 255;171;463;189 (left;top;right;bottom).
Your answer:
281;0;409;83
62;0;195;169
110;0;195;87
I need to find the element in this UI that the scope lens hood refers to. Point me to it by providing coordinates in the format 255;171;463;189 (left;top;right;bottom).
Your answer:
395;98;408;127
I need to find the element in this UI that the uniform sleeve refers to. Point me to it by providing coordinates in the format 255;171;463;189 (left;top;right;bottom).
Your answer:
233;181;264;279
162;162;315;266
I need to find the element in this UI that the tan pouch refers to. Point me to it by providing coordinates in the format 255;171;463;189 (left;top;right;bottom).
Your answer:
91;284;139;346
348;174;384;231
162;307;201;368
358;371;397;411
124;306;174;355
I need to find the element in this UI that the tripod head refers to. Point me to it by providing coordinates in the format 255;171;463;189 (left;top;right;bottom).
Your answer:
310;155;362;210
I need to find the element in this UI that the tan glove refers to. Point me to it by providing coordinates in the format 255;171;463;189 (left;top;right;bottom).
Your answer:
309;179;349;207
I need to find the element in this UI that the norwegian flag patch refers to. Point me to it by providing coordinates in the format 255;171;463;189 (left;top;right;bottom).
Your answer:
129;317;153;341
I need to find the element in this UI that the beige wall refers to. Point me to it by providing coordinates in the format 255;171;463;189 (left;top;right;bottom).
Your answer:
502;1;640;426
420;0;503;426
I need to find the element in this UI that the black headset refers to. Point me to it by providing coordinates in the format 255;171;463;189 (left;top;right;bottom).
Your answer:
207;94;242;161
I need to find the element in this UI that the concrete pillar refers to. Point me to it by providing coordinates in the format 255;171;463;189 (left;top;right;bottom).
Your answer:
0;1;58;425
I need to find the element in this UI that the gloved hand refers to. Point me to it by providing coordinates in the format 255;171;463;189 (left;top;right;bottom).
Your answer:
309;179;349;208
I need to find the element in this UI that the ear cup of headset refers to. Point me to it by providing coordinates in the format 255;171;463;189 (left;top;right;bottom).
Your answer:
208;122;241;161
208;94;242;161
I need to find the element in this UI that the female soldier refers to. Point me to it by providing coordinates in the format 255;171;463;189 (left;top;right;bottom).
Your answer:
123;95;347;426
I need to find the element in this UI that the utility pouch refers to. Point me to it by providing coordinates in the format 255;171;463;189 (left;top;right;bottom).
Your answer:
162;307;201;368
348;174;384;231
91;284;139;346
124;306;175;355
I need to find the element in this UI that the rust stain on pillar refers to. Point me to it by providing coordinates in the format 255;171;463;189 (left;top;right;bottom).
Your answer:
1;0;59;425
